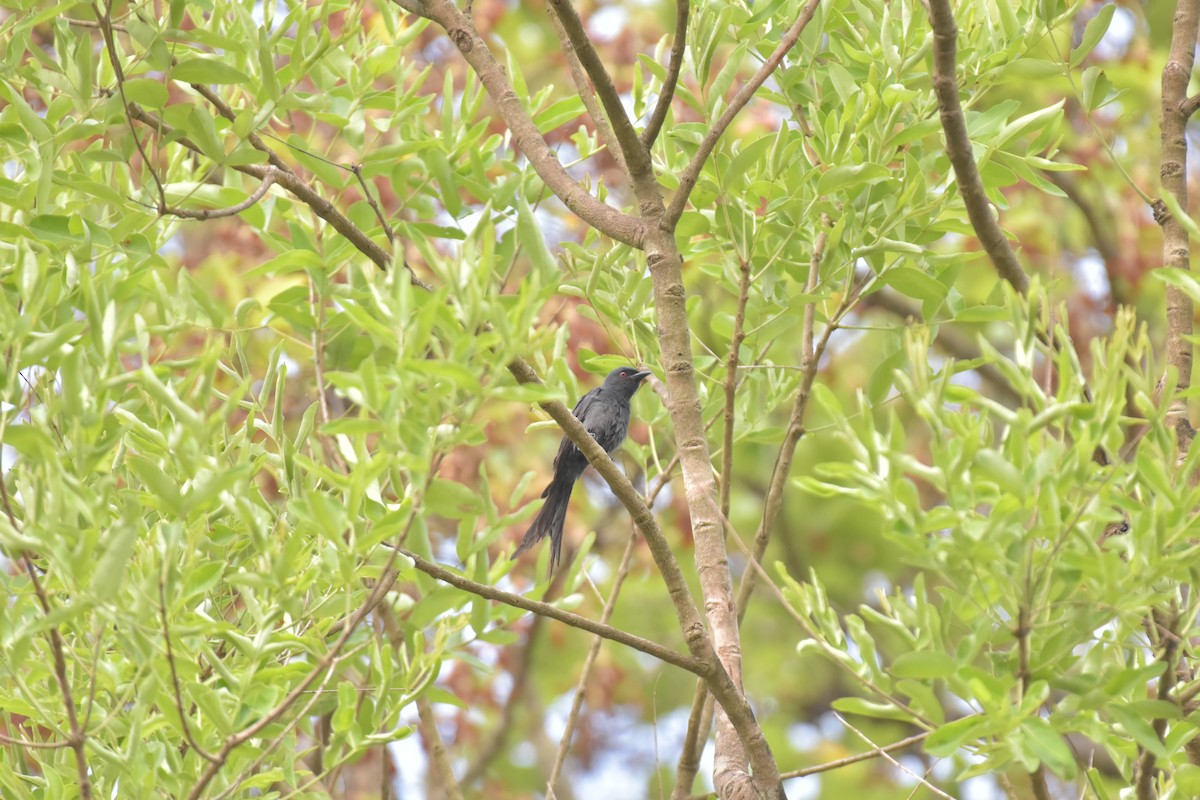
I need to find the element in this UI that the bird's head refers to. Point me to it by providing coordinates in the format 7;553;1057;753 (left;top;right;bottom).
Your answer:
604;366;653;396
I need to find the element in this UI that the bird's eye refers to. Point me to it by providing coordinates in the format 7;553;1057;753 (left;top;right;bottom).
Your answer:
620;370;628;377
1120;522;1130;533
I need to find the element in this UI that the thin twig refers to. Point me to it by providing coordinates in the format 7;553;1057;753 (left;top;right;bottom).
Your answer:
641;0;689;149
400;547;705;675
162;168;280;220
719;257;752;518
924;0;1029;294
418;698;465;800
159;580;219;763
834;714;955;800
94;0;167;211
547;531;639;794
544;4;628;178
664;0;823;229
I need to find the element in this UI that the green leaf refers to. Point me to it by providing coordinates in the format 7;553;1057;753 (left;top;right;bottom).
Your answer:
830;696;913;722
172;57;251;85
881;267;946;302
516;188;558;279
1108;704;1168;760
532;97;585;133
122;78;169;108
1020;717;1077;778
890;651;955;679
426;478;483;520
817;163;891;195
91;515;140;602
925;715;988;757
1071;3;1116;67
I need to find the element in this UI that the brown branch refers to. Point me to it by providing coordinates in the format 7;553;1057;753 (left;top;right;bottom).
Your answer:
95;0;166;211
719;257;752;518
664;0;823;229
544;4;628;178
1;462;93;798
21;558;92;799
402;0;645;248
349;164;396;244
163;167;280;220
925;0;1030;295
689;729;933;798
1154;0;1200;451
123;104;430;288
401;546;705;675
1183;94;1200;119
159;581;218;763
418;698;465;800
541;0;667;229
1134;603;1182;800
505;360;783;797
547;532;639;795
641;0;689;149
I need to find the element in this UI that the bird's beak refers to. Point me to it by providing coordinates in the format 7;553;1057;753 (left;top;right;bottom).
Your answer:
632;369;653;382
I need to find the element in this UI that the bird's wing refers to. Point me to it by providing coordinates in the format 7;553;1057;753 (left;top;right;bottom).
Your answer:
551;387;599;469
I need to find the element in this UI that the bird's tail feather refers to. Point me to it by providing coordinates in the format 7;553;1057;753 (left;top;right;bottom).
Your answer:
513;478;574;573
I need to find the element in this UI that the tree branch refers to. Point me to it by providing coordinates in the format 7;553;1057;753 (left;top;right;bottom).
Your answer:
1154;0;1200;451
506;359;783;798
543;0;660;213
400;546;705;675
418;698;464;800
925;0;1030;295
719;257;753;518
544;0;628;178
641;0;689;149
403;0;645;248
1;465;93;799
664;0;823;229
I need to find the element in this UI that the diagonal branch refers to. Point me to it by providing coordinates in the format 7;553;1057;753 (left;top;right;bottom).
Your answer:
925;0;1030;295
505;359;782;797
402;0;646;248
544;0;653;187
400;546;705;675
545;2;628;178
664;0;823;229
1;465;92;799
641;0;689;149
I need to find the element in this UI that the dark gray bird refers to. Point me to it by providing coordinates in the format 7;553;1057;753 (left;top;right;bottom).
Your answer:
513;366;653;572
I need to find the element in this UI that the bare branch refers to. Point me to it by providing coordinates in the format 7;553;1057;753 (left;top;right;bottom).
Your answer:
719;257;752;518
544;0;652;184
400;546;705;675
925;0;1030;294
95;0;166;212
664;0;823;229
1154;0;1200;450
159;581;219;764
1183;93;1200;119
418;698;464;800
545;5;628;178
506;359;783;797
124;104;430;289
163;168;280;220
641;0;689;149
407;0;646;248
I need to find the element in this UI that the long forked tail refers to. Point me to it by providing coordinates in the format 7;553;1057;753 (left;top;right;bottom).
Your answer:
512;478;574;573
